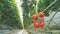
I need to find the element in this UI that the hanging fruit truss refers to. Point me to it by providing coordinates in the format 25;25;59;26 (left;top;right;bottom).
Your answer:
22;0;60;34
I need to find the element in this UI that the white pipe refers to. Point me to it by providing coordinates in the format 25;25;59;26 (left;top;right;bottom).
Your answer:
15;0;24;29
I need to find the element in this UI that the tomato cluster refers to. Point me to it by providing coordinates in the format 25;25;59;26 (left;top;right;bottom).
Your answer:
32;12;44;28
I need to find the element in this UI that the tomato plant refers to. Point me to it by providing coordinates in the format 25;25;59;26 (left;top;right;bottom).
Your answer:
32;12;44;28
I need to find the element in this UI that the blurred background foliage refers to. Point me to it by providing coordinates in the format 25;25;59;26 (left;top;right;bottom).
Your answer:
0;0;23;29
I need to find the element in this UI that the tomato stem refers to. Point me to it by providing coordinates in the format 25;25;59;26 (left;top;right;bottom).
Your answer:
36;0;39;13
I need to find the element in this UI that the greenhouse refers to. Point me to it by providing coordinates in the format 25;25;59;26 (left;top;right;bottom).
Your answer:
0;0;60;34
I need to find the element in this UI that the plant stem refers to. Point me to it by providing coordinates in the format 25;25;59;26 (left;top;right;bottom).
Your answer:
36;0;39;13
43;0;58;12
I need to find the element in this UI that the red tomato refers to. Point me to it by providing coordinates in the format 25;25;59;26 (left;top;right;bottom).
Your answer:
33;22;40;28
32;13;44;28
39;12;44;17
39;21;44;28
32;14;38;19
33;22;44;28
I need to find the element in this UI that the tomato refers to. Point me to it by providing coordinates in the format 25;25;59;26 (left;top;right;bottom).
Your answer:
32;13;45;28
33;22;40;28
32;14;38;19
39;12;44;17
33;21;44;28
39;21;44;28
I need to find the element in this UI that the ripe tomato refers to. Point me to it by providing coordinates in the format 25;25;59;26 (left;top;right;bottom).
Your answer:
39;21;44;28
33;22;44;28
39;12;44;17
33;22;40;28
32;13;45;28
32;14;38;19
